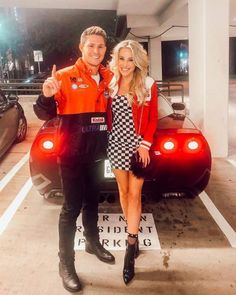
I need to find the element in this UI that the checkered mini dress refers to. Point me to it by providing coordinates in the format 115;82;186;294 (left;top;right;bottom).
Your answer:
107;95;142;170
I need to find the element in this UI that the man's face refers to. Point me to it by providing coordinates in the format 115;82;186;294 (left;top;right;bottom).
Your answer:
79;35;106;69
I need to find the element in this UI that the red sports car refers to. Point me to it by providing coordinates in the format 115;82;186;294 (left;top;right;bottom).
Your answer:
29;92;211;201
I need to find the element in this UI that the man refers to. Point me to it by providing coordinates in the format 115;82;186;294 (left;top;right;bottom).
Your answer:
34;26;115;292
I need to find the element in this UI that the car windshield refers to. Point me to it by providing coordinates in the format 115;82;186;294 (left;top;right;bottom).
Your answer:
158;115;197;130
158;93;174;119
158;93;197;130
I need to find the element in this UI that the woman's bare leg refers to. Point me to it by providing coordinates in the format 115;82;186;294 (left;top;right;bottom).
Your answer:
112;169;129;220
126;172;144;235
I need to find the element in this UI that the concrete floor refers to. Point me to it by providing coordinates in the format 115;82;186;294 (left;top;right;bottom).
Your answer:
0;82;236;295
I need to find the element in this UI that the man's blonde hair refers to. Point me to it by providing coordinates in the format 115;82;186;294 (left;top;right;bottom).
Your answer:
80;26;107;45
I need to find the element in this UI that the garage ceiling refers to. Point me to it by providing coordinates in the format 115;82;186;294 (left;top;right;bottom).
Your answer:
0;0;236;40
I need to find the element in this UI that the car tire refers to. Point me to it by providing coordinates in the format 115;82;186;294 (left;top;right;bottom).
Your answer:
190;169;211;197
15;113;27;143
43;192;64;206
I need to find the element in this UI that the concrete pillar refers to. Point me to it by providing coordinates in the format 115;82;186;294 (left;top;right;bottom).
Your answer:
188;0;229;157
149;37;162;81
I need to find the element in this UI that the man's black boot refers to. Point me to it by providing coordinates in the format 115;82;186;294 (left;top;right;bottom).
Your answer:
59;257;82;293
85;239;115;264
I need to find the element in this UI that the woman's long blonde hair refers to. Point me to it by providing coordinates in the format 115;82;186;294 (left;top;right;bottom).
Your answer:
109;40;149;105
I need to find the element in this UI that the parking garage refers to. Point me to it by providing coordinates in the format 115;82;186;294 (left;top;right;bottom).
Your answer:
0;1;236;295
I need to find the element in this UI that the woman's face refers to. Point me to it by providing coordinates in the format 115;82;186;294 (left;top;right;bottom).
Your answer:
118;47;136;78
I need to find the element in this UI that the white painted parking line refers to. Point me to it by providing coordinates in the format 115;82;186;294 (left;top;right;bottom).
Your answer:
0;178;32;235
199;191;236;248
0;153;29;192
227;159;236;168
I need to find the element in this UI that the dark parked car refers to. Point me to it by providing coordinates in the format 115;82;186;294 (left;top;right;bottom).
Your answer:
23;71;50;83
29;92;211;201
0;89;27;159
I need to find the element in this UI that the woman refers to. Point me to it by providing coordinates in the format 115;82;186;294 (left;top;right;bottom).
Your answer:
107;40;158;284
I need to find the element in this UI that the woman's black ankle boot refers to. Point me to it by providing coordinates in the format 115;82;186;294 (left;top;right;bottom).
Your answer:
123;233;138;285
134;238;139;259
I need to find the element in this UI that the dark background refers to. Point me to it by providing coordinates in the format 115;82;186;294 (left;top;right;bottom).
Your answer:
1;7;236;80
162;40;188;80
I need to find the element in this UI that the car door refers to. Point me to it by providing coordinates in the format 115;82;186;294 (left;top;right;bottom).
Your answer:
0;91;19;157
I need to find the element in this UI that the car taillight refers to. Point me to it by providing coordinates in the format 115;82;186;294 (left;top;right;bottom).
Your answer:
158;136;203;154
38;137;56;153
188;140;198;150
164;141;175;150
160;138;178;153
42;140;54;150
184;138;202;153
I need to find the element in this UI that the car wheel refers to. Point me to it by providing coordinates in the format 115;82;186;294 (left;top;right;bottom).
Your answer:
43;192;64;205
15;114;27;143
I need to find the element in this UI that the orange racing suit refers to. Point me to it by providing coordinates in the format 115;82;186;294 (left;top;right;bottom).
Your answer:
35;58;113;163
34;58;113;245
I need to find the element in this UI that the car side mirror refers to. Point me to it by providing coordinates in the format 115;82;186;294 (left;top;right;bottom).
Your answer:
172;102;185;111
